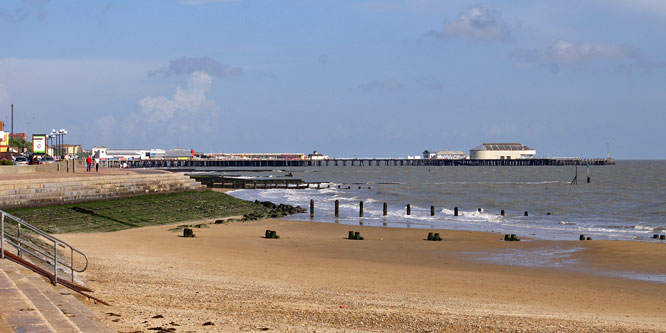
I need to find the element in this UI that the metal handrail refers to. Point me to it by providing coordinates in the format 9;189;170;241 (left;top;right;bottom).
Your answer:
1;210;89;284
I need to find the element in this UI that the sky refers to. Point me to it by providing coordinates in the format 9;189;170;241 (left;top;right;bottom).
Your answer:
0;0;664;159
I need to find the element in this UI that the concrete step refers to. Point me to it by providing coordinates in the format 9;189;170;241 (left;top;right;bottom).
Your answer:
1;259;114;332
5;269;82;332
0;266;56;332
25;275;114;333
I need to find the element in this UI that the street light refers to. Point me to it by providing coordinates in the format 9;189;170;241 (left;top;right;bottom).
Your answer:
50;129;56;156
59;129;67;158
49;134;55;156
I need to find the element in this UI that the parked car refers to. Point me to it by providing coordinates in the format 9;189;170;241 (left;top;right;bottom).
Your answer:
13;156;29;166
39;156;56;164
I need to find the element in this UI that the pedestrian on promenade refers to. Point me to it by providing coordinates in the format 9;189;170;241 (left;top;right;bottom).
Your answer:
95;158;100;172
86;155;92;172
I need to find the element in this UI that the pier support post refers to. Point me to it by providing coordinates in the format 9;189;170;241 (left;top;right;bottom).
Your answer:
431;206;435;216
501;209;505;216
454;207;458;216
359;201;364;217
587;165;591;183
407;204;411;215
383;202;387;216
335;200;339;218
310;199;314;219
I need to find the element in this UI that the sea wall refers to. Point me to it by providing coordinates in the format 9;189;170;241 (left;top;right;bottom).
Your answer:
0;172;205;209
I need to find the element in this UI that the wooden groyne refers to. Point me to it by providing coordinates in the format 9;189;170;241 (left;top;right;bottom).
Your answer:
191;175;311;189
128;157;614;168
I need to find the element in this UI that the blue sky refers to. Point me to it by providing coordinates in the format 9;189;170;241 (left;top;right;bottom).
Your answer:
0;0;664;158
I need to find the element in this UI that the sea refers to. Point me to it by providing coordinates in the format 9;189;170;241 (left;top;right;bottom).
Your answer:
192;160;666;242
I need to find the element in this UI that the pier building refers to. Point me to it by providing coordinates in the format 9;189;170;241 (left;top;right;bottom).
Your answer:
423;150;468;159
92;146;167;160
469;143;536;160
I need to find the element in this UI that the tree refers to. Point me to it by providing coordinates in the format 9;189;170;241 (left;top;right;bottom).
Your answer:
9;137;32;152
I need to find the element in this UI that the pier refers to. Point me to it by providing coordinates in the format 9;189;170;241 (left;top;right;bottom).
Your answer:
127;157;614;168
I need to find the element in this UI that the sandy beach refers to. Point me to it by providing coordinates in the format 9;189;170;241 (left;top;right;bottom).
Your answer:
56;218;666;332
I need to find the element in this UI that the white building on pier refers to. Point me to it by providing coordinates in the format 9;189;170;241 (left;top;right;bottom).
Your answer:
423;150;468;159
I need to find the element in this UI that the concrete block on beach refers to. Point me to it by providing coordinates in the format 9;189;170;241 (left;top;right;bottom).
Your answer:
426;232;442;241
264;230;280;239
347;231;363;240
183;228;195;237
504;234;520;241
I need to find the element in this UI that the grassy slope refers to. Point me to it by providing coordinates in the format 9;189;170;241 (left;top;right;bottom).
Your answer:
6;191;267;234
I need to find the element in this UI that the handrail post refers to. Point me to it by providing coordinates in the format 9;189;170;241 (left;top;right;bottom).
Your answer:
71;248;74;282
54;241;58;284
17;223;21;258
1;212;4;259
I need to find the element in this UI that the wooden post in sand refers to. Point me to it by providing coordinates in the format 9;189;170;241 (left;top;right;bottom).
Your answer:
406;204;411;215
335;200;339;218
454;207;459;216
431;206;435;216
383;202;387;216
310;199;314;219
359;201;364;217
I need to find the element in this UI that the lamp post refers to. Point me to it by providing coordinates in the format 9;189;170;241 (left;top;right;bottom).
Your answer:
60;129;67;158
49;134;55;156
50;129;56;156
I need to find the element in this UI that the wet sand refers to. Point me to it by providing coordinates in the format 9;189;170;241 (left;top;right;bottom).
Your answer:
56;218;666;332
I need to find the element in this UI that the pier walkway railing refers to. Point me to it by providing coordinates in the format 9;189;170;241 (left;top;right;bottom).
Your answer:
0;209;100;300
126;157;615;169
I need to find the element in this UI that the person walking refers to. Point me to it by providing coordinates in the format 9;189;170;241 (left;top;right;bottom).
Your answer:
86;155;92;172
95;157;100;172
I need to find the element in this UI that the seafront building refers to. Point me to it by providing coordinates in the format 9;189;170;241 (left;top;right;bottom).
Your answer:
92;146;167;160
469;143;536;160
308;150;330;160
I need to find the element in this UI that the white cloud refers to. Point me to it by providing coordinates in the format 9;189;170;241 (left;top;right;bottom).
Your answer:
149;56;243;78
139;71;215;123
511;40;638;65
426;6;510;42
